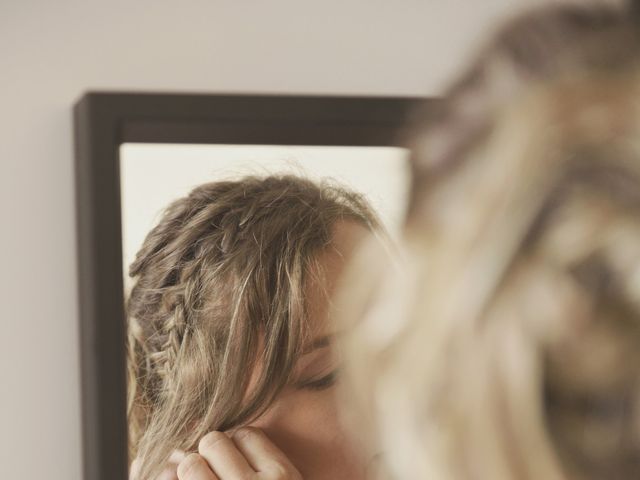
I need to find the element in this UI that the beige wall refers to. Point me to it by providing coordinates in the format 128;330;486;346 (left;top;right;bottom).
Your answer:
1;1;545;478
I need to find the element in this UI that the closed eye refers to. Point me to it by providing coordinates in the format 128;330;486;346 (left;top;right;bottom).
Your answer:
295;370;338;391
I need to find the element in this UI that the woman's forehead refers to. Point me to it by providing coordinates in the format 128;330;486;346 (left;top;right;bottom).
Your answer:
305;221;371;328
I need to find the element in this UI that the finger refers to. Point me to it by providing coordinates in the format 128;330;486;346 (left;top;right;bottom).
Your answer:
198;431;255;479
130;451;187;480
157;450;187;480
231;427;301;478
177;453;220;480
169;450;187;464
157;465;179;480
129;458;141;480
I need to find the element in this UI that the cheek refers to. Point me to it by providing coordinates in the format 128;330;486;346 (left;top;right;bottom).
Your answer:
253;388;338;432
249;389;367;480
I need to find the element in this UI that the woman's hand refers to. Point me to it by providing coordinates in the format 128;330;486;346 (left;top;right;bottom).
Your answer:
130;450;186;480
177;427;302;480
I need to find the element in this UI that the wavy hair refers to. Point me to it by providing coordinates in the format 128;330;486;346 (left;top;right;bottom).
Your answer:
339;2;640;479
126;175;378;480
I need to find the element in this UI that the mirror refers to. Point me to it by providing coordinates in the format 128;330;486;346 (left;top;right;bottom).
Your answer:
74;93;428;480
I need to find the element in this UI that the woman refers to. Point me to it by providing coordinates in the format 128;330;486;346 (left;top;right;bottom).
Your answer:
339;2;640;479
127;175;382;480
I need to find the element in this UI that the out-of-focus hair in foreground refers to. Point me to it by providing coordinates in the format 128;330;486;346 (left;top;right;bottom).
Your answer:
339;2;640;479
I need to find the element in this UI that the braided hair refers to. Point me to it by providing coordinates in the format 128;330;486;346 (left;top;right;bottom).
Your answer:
127;175;378;480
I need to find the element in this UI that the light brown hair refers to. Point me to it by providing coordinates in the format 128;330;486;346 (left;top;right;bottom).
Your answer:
405;1;640;217
340;2;640;479
126;174;378;480
399;75;640;480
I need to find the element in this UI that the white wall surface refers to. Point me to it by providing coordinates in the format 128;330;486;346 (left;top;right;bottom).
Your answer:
1;0;550;478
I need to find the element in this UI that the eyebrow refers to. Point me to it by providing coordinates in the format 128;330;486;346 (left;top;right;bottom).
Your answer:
301;334;332;355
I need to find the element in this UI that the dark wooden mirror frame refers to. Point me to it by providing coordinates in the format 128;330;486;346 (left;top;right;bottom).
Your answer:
73;92;431;480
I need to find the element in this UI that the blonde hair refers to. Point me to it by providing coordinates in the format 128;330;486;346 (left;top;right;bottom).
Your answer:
126;175;377;480
340;3;640;479
406;1;640;216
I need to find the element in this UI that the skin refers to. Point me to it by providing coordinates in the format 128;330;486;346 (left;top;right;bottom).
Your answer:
132;221;372;480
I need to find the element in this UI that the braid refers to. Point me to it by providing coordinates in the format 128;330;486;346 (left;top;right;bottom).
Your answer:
125;175;379;479
126;188;217;451
147;298;190;392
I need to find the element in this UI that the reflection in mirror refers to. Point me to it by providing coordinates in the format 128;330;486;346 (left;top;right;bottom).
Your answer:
120;143;409;480
120;143;410;292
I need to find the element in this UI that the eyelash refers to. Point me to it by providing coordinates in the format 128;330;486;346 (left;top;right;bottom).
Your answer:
297;370;338;391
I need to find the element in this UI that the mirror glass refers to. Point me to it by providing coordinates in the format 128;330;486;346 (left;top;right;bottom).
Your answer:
119;141;409;478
